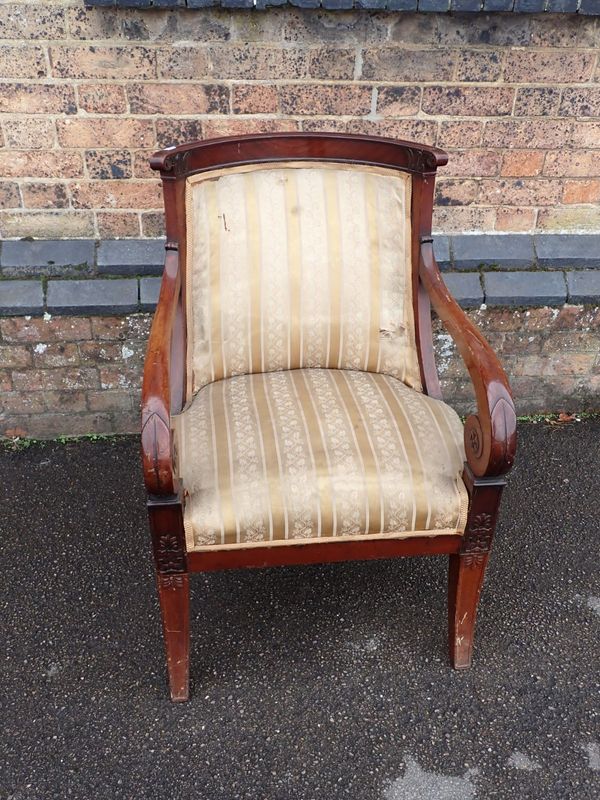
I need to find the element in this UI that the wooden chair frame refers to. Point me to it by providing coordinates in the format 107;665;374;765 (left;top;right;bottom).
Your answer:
142;133;517;701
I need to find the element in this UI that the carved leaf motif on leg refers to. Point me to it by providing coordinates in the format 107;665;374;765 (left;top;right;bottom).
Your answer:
462;512;494;555
156;533;185;574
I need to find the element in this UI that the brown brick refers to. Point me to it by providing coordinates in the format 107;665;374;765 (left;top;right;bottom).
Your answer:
514;87;561;117
435;179;479;207
202;118;299;138
85;150;132;180
432;206;496;232
141;212;165;238
504;51;594;85
1;392;46;415
0;46;47;80
21;183;69;209
361;48;454;82
50;46;156;80
0;183;21;209
444;150;501;178
438;121;483;149
155;119;203;149
57;118;154;149
0;151;83;179
376;87;421;118
44;391;88;414
0;317;92;344
562;180;600;205
308;48;356;81
280;84;371;116
0;4;67;39
12;368;99;392
501;151;545;178
544;151;600;178
479;178;562;206
571;122;600;149
528;15;590;48
0;345;31;369
71;180;162;210
86;390;133;413
542;331;600;354
2;411;115;439
0;84;76;114
301;119;349;134
128;83;229;115
426;14;532;48
484;120;572;149
537;206;600;231
99;366;142;391
96;212;141;239
284;11;389;47
543;354;596;377
560;88;600;118
346;118;437;144
79;342;126;364
210;45;309;81
157;47;210;80
91;315;152;342
2;119;56;150
455;50;502;82
77;84;128;114
0;211;95;240
32;343;80;368
495;207;537;232
0;371;12;392
232;85;278;115
423;87;514;117
132;151;156;180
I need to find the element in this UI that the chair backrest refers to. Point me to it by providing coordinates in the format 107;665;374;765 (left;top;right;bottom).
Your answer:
151;134;448;401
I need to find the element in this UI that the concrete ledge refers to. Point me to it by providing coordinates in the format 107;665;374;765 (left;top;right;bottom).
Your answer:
47;280;139;315
567;271;600;304
0;280;44;315
140;277;162;311
442;273;483;308
1;240;95;278
484;271;566;307
97;240;164;276
452;234;535;271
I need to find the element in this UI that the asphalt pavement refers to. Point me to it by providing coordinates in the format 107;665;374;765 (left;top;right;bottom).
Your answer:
1;421;599;800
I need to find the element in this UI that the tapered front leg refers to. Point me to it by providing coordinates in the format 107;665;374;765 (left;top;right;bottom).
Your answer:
449;468;506;670
148;494;190;702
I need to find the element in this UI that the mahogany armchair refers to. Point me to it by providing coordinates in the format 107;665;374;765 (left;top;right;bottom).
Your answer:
142;133;516;701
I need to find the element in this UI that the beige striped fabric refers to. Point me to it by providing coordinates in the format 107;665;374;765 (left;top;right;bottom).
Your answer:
173;369;468;551
185;162;421;398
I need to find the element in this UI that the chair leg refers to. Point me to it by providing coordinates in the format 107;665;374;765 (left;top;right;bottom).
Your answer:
157;572;190;702
448;552;489;669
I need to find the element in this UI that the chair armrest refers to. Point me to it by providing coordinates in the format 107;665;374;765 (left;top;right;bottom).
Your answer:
141;244;185;495
419;239;516;478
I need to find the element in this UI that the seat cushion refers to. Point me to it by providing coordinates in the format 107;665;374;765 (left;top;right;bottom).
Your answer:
173;369;468;551
184;162;421;397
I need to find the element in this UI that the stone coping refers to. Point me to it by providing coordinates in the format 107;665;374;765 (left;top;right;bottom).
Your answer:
1;234;600;315
84;0;600;13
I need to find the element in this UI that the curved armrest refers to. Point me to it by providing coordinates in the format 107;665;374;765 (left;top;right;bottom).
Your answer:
419;239;516;478
141;245;184;495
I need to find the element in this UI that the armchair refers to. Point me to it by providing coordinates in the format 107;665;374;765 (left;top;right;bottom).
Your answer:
142;133;516;701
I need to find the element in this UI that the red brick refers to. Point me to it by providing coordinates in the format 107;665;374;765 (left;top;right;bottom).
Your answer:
444;150;501;178
21;183;69;209
455;50;503;82
438;121;483;149
128;83;229;115
501;151;545;178
562;180;600;204
71;181;162;210
376;87;421;118
202;118;299;138
2;412;114;439
50;46;156;80
77;84;127;114
44;391;88;413
0;371;12;392
495;208;537;232
0;317;92;343
0;211;94;239
543;354;596;377
560;88;600;118
0;183;21;209
0;345;31;369
0;4;67;39
1;392;46;415
308;48;356;81
423;87;514;117
0;84;76;114
156;47;210;80
346;119;437;144
79;342;126;364
12;368;99;392
435;179;479;207
280;84;371;116
232;85;279;115
484;120;572;149
132;151;156;180
209;45;309;81
361;48;455;82
141;212;165;238
478;179;562;206
96;212;141;239
57;118;154;149
85;150;132;180
32;343;80;368
91;315;152;341
571;122;600;149
155;119;203;149
0;151;83;179
99;366;142;391
514;87;561;117
86;391;133;413
544;151;600;178
432;207;496;232
504;51;594;84
537;207;600;231
0;46;47;79
2;119;56;150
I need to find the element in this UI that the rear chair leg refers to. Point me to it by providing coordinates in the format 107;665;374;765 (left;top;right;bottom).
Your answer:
157;572;190;702
449;468;506;670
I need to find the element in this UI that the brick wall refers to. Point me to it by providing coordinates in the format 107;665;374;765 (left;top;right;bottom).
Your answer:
2;4;600;238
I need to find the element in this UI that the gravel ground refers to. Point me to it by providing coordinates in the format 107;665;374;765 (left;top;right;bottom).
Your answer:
1;421;599;800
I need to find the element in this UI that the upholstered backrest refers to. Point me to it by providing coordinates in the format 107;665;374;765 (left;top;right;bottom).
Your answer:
184;161;421;397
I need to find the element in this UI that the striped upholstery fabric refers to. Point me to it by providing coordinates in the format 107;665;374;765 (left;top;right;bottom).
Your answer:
185;162;421;397
173;369;468;551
